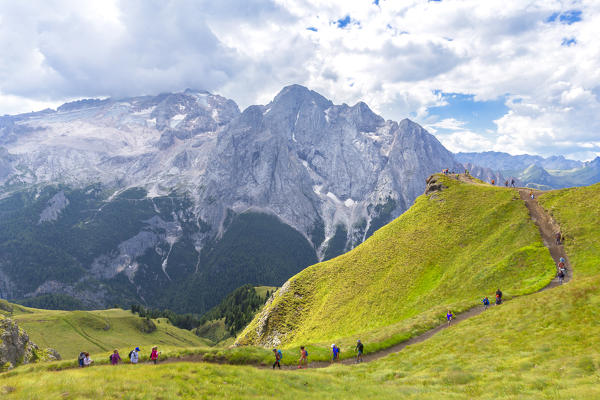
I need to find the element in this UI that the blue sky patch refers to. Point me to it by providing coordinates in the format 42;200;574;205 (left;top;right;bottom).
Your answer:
373;0;379;6
561;37;576;46
337;15;351;28
428;92;509;132
546;9;582;25
306;27;318;32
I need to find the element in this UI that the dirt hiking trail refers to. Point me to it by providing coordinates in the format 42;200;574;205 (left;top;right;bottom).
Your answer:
162;177;572;370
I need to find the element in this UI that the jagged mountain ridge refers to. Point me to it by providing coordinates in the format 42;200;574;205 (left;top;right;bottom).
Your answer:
0;85;461;313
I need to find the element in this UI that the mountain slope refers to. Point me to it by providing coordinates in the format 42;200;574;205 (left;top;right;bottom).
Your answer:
237;174;555;347
6;303;209;360
3;184;600;399
0;85;461;314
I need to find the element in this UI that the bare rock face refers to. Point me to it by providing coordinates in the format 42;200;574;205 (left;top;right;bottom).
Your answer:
0;315;61;370
425;175;447;195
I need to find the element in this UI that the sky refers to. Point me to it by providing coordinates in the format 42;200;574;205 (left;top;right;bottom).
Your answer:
0;0;599;160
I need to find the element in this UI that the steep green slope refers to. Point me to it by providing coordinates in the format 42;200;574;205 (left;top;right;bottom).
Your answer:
4;304;209;360
539;183;600;277
237;174;555;348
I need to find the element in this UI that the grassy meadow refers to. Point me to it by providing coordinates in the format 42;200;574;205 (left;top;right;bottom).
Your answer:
238;175;555;351
2;178;599;399
1;303;209;360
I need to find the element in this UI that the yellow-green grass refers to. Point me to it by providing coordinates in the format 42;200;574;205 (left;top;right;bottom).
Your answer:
2;277;600;399
238;175;555;352
539;182;600;277
5;305;210;360
254;285;278;298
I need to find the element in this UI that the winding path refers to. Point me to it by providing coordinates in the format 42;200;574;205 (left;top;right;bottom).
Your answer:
166;181;571;370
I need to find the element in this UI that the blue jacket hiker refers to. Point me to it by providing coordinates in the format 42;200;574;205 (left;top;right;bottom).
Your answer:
273;348;282;369
332;344;340;362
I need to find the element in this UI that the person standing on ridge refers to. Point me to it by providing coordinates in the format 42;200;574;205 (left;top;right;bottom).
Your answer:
273;348;282;369
505;180;509;187
446;310;454;326
511;178;515;187
482;296;490;310
298;346;308;369
491;179;495;185
355;340;364;363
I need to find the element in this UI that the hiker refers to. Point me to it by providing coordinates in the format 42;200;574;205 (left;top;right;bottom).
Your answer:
355;340;364;363
298;346;308;369
491;179;495;185
482;296;490;310
272;348;282;369
558;268;565;284
496;288;503;305
83;352;93;367
511;178;515;187
130;347;140;364
150;346;161;364
110;349;121;365
505;180;509;187
530;190;534;200
331;344;340;362
555;232;562;245
446;310;454;326
78;352;86;368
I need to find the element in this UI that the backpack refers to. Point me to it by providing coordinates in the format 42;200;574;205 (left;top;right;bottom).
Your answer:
109;354;113;362
305;350;308;357
128;350;133;359
277;350;282;360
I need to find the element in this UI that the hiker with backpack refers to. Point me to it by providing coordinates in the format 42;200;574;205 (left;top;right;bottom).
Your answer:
555;232;562;245
298;346;308;369
78;352;86;368
129;347;140;364
558;268;565;284
150;346;161;364
331;344;340;362
491;179;495;185
511;178;515;187
482;296;490;310
272;348;283;369
110;349;121;365
446;310;454;326
355;340;364;363
495;288;503;305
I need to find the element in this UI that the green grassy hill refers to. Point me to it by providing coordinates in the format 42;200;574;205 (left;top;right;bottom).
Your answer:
1;303;209;360
237;174;555;350
2;179;599;399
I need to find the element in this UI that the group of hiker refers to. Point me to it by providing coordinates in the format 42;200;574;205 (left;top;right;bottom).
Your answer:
78;346;161;368
271;340;364;369
490;178;516;187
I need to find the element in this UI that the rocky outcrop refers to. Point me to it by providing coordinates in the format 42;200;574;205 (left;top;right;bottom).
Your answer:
0;315;61;370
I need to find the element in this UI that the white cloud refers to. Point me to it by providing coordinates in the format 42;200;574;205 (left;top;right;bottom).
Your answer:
0;0;599;159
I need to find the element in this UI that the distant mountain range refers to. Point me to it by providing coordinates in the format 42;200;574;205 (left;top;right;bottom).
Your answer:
456;151;600;189
0;85;461;313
